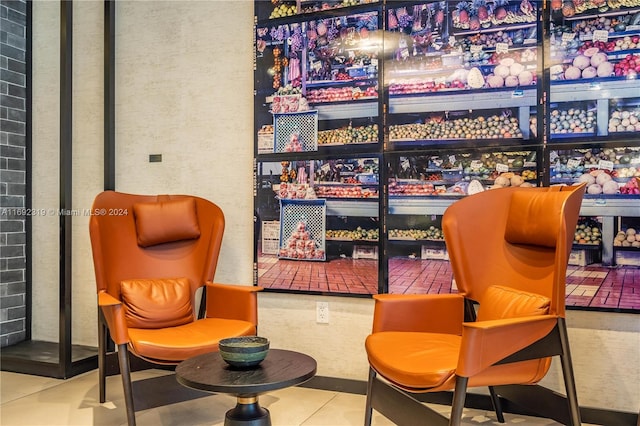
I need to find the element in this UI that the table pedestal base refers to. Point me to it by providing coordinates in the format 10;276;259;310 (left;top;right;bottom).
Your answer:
225;395;271;426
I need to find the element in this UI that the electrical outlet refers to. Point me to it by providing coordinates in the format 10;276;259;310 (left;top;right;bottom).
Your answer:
316;301;329;324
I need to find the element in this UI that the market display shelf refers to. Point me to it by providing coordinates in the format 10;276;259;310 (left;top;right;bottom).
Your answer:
325;199;378;217
390;137;526;146
389;238;444;243
388;61;537;80
325;237;378;243
550;78;640;103
388;88;536;114
561;6;640;21
315;101;378;120
306;78;377;88
388;196;640;217
452;22;537;37
572;243;603;249
551;47;640;63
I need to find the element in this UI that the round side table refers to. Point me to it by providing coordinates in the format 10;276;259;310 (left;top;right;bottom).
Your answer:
176;348;317;426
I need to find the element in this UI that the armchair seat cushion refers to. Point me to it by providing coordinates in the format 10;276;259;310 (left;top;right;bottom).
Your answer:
128;318;256;362
366;331;460;390
366;331;551;392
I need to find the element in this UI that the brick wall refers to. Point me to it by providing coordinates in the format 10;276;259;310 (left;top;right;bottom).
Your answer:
1;0;28;347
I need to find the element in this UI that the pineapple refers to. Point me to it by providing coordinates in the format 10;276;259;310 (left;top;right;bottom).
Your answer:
561;0;576;17
493;0;509;21
456;1;470;25
474;0;489;22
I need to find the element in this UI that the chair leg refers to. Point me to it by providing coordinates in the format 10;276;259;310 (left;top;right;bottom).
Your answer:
117;344;136;426
364;367;375;426
558;318;582;426
488;386;505;423
449;376;468;426
98;319;107;403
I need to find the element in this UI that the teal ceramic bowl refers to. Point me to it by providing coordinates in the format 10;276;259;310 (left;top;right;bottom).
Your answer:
218;336;270;368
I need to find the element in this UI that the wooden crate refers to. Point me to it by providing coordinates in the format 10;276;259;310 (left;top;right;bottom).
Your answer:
421;246;448;260
353;245;378;260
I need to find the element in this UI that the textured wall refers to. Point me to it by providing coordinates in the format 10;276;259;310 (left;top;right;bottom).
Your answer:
0;0;28;347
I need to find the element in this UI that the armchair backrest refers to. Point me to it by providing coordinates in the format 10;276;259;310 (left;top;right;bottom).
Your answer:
89;191;225;304
442;184;585;317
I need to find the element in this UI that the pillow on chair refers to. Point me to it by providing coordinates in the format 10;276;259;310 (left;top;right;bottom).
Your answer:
477;285;550;322
133;198;200;247
120;278;193;328
504;190;565;248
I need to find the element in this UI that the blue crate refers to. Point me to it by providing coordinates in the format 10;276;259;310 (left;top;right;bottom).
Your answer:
278;199;326;261
273;111;318;153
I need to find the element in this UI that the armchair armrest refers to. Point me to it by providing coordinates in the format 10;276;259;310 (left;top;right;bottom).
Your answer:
457;315;558;377
97;291;130;345
205;282;263;327
372;294;464;334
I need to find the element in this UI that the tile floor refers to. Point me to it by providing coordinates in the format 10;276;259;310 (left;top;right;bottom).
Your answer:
1;369;580;425
258;254;640;310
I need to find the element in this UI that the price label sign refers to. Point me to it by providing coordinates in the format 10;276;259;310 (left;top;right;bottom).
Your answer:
496;163;509;173
567;158;581;169
401;159;410;171
496;42;509;54
598;160;614;171
435;185;446;192
562;32;576;42
449;155;457;164
592;30;609;42
470;44;483;53
550;64;564;75
470;160;483;170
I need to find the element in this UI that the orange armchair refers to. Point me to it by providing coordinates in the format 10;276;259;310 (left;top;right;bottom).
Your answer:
89;191;262;426
365;184;585;426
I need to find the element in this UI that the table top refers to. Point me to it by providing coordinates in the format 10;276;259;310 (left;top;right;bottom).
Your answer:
175;349;317;396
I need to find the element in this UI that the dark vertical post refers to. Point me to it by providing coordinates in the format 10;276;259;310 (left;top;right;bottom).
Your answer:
59;0;73;377
25;0;34;343
104;0;116;190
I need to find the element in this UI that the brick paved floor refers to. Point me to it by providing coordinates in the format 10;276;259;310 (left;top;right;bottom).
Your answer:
257;254;640;310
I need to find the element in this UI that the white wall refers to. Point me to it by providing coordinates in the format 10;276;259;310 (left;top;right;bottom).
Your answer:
30;0;639;415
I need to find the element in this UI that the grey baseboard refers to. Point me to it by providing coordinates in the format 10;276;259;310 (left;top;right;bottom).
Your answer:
301;375;638;426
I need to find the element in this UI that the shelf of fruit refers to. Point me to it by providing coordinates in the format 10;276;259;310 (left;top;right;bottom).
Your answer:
267;0;379;20
313;182;378;198
305;84;378;104
450;0;537;33
613;227;640;249
388;180;465;197
550;147;640;195
554;1;640;20
388;227;443;241
325;227;379;241
317;123;378;145
574;217;603;245
388;109;525;141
